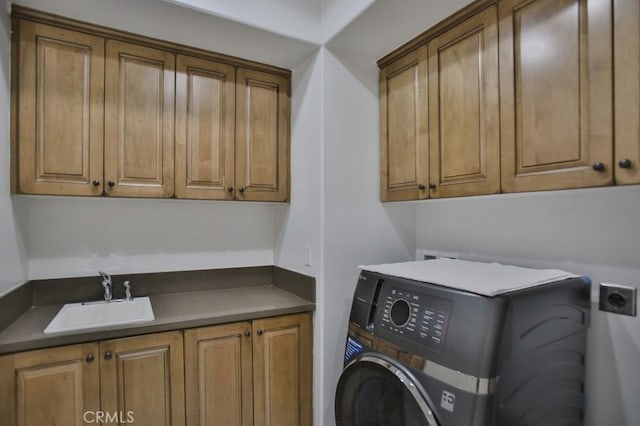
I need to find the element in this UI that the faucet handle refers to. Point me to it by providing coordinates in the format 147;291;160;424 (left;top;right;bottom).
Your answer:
99;271;112;284
124;281;132;301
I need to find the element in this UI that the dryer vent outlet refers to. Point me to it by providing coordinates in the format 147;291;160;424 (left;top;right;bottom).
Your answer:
599;283;637;316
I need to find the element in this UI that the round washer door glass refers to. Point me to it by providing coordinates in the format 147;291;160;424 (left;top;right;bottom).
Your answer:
335;355;438;426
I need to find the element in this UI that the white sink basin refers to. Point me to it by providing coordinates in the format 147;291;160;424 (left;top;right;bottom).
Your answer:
44;297;155;334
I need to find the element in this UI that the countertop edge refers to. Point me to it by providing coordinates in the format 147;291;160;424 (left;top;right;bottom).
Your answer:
0;302;315;355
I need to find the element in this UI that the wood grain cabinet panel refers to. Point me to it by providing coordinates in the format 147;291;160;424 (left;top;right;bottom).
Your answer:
100;331;185;426
427;4;500;198
614;0;640;184
184;322;253;426
252;313;312;426
16;20;104;196
0;343;100;426
380;47;429;201
236;68;290;202
499;0;613;192
176;55;236;200
104;41;176;198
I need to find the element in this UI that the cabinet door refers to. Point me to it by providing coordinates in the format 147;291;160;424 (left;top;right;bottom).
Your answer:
184;322;253;426
0;343;99;426
104;41;175;198
252;313;312;426
380;46;429;201
427;5;500;198
500;0;613;192
614;0;640;184
235;68;290;202
17;20;104;196
176;55;236;200
100;331;185;426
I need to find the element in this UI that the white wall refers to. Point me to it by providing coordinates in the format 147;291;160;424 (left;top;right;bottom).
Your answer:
415;186;640;426
273;49;324;426
0;1;28;295
164;0;321;44
24;197;275;279
320;0;373;43
321;46;416;422
274;51;322;278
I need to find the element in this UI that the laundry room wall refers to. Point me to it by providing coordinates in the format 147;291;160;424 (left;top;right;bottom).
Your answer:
321;45;417;423
415;187;640;426
0;2;28;295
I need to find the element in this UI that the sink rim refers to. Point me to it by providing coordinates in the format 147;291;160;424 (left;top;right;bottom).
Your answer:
43;296;155;335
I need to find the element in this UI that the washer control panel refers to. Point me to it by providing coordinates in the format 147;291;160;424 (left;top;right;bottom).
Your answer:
380;286;453;352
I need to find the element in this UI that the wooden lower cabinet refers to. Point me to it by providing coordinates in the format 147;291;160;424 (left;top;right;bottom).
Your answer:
184;322;254;426
252;314;313;426
0;314;310;426
185;313;313;426
100;331;185;426
0;343;100;426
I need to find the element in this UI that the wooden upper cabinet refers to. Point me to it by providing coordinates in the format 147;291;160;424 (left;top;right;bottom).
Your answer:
17;20;104;196
380;46;429;201
236;68;290;202
427;4;500;198
185;322;253;426
614;0;640;184
499;0;613;192
100;331;185;426
104;40;176;198
176;55;236;200
0;343;100;426
252;313;312;426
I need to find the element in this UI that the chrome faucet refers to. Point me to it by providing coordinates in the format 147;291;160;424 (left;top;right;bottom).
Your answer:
99;271;113;302
124;281;132;301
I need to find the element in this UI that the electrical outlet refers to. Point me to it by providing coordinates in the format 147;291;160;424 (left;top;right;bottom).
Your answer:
599;283;637;316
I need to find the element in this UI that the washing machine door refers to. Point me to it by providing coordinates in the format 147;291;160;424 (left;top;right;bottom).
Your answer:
335;353;439;426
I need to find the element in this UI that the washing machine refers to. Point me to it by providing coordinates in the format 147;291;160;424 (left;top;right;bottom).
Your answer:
335;259;590;426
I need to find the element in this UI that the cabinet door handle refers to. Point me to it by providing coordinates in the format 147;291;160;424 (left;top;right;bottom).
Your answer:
418;184;426;190
227;186;234;193
592;162;605;172
107;181;115;188
619;159;632;169
92;180;100;187
239;187;245;193
244;331;251;337
257;330;263;336
429;183;436;190
104;351;112;360
86;354;95;363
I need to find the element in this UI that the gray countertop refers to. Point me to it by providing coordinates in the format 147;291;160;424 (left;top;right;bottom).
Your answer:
0;284;314;355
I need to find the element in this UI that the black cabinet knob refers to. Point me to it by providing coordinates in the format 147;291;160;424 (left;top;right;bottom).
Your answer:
92;180;100;187
227;186;234;193
429;183;437;190
104;351;112;360
592;162;605;172
619;159;632;169
86;354;94;363
107;181;115;188
418;184;426;190
244;331;251;337
257;330;263;336
239;187;245;193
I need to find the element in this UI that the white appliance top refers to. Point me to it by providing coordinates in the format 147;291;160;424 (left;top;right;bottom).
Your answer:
359;258;580;297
